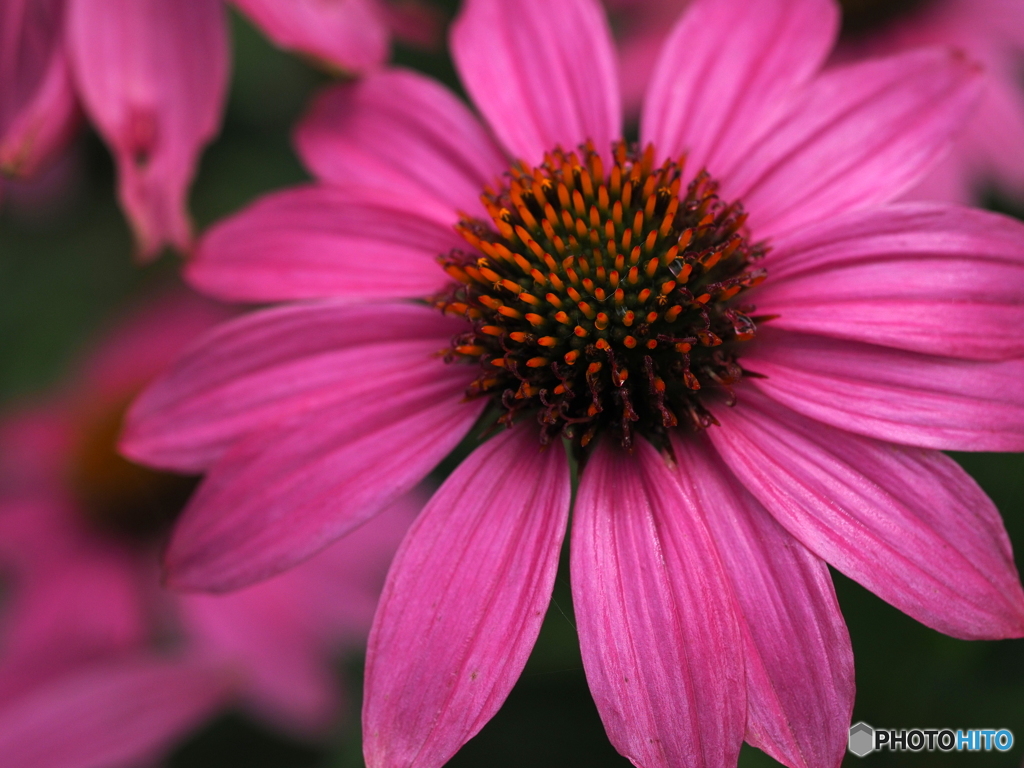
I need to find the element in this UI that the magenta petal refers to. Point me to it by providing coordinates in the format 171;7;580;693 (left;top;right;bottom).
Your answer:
163;364;482;592
641;0;837;176
725;48;981;239
756;203;1024;360
744;328;1024;452
670;434;853;768
231;0;388;74
65;0;229;258
0;0;79;178
122;301;465;472
363;424;571;768
0;655;232;768
450;0;620;165
709;390;1024;640
294;68;507;216
188;185;456;303
571;437;745;768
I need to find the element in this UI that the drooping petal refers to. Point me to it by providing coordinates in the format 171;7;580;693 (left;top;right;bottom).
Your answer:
743;328;1024;452
450;0;620;165
708;390;1024;640
723;48;981;239
188;185;457;303
571;437;745;768
65;0;229;258
294;68;507;216
0;656;233;768
670;434;853;768
756;204;1024;360
231;0;388;75
122;301;465;472
641;0;838;177
363;424;571;768
162;360;482;592
0;0;79;178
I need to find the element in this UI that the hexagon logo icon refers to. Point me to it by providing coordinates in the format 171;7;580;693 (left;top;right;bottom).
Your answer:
849;722;875;757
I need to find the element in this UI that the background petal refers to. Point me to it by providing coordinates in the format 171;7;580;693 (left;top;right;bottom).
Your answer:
363;425;571;768
571;438;745;768
66;0;230;258
0;656;233;768
0;0;79;177
450;0;620;164
231;0;388;74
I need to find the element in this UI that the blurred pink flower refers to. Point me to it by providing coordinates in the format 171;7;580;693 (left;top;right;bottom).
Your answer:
0;288;415;768
0;0;441;259
609;0;1024;203
123;0;1024;765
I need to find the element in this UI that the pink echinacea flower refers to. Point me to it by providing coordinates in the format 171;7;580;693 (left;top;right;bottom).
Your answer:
0;289;415;768
123;0;1024;765
609;0;1024;203
0;0;440;258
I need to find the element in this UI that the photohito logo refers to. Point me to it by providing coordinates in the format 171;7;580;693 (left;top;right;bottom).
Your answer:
848;722;1014;757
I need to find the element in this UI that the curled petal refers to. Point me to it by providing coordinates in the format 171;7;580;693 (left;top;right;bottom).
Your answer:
66;0;230;258
0;0;79;177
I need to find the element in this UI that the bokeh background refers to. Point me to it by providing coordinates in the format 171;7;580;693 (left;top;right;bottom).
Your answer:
3;4;1023;767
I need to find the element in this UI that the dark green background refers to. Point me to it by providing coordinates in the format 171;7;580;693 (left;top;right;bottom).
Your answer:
2;7;1022;767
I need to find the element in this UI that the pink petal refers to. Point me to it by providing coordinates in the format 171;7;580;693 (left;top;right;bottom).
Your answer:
0;543;146;705
708;389;1024;640
723;48;982;239
0;0;79;178
670;434;853;768
0;655;233;768
641;0;838;177
188;185;457;303
571;437;745;768
163;362;483;592
363;424;571;768
450;0;620;165
743;328;1024;452
294;68;507;216
231;0;388;74
65;0;230;258
756;203;1024;360
122;301;465;472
